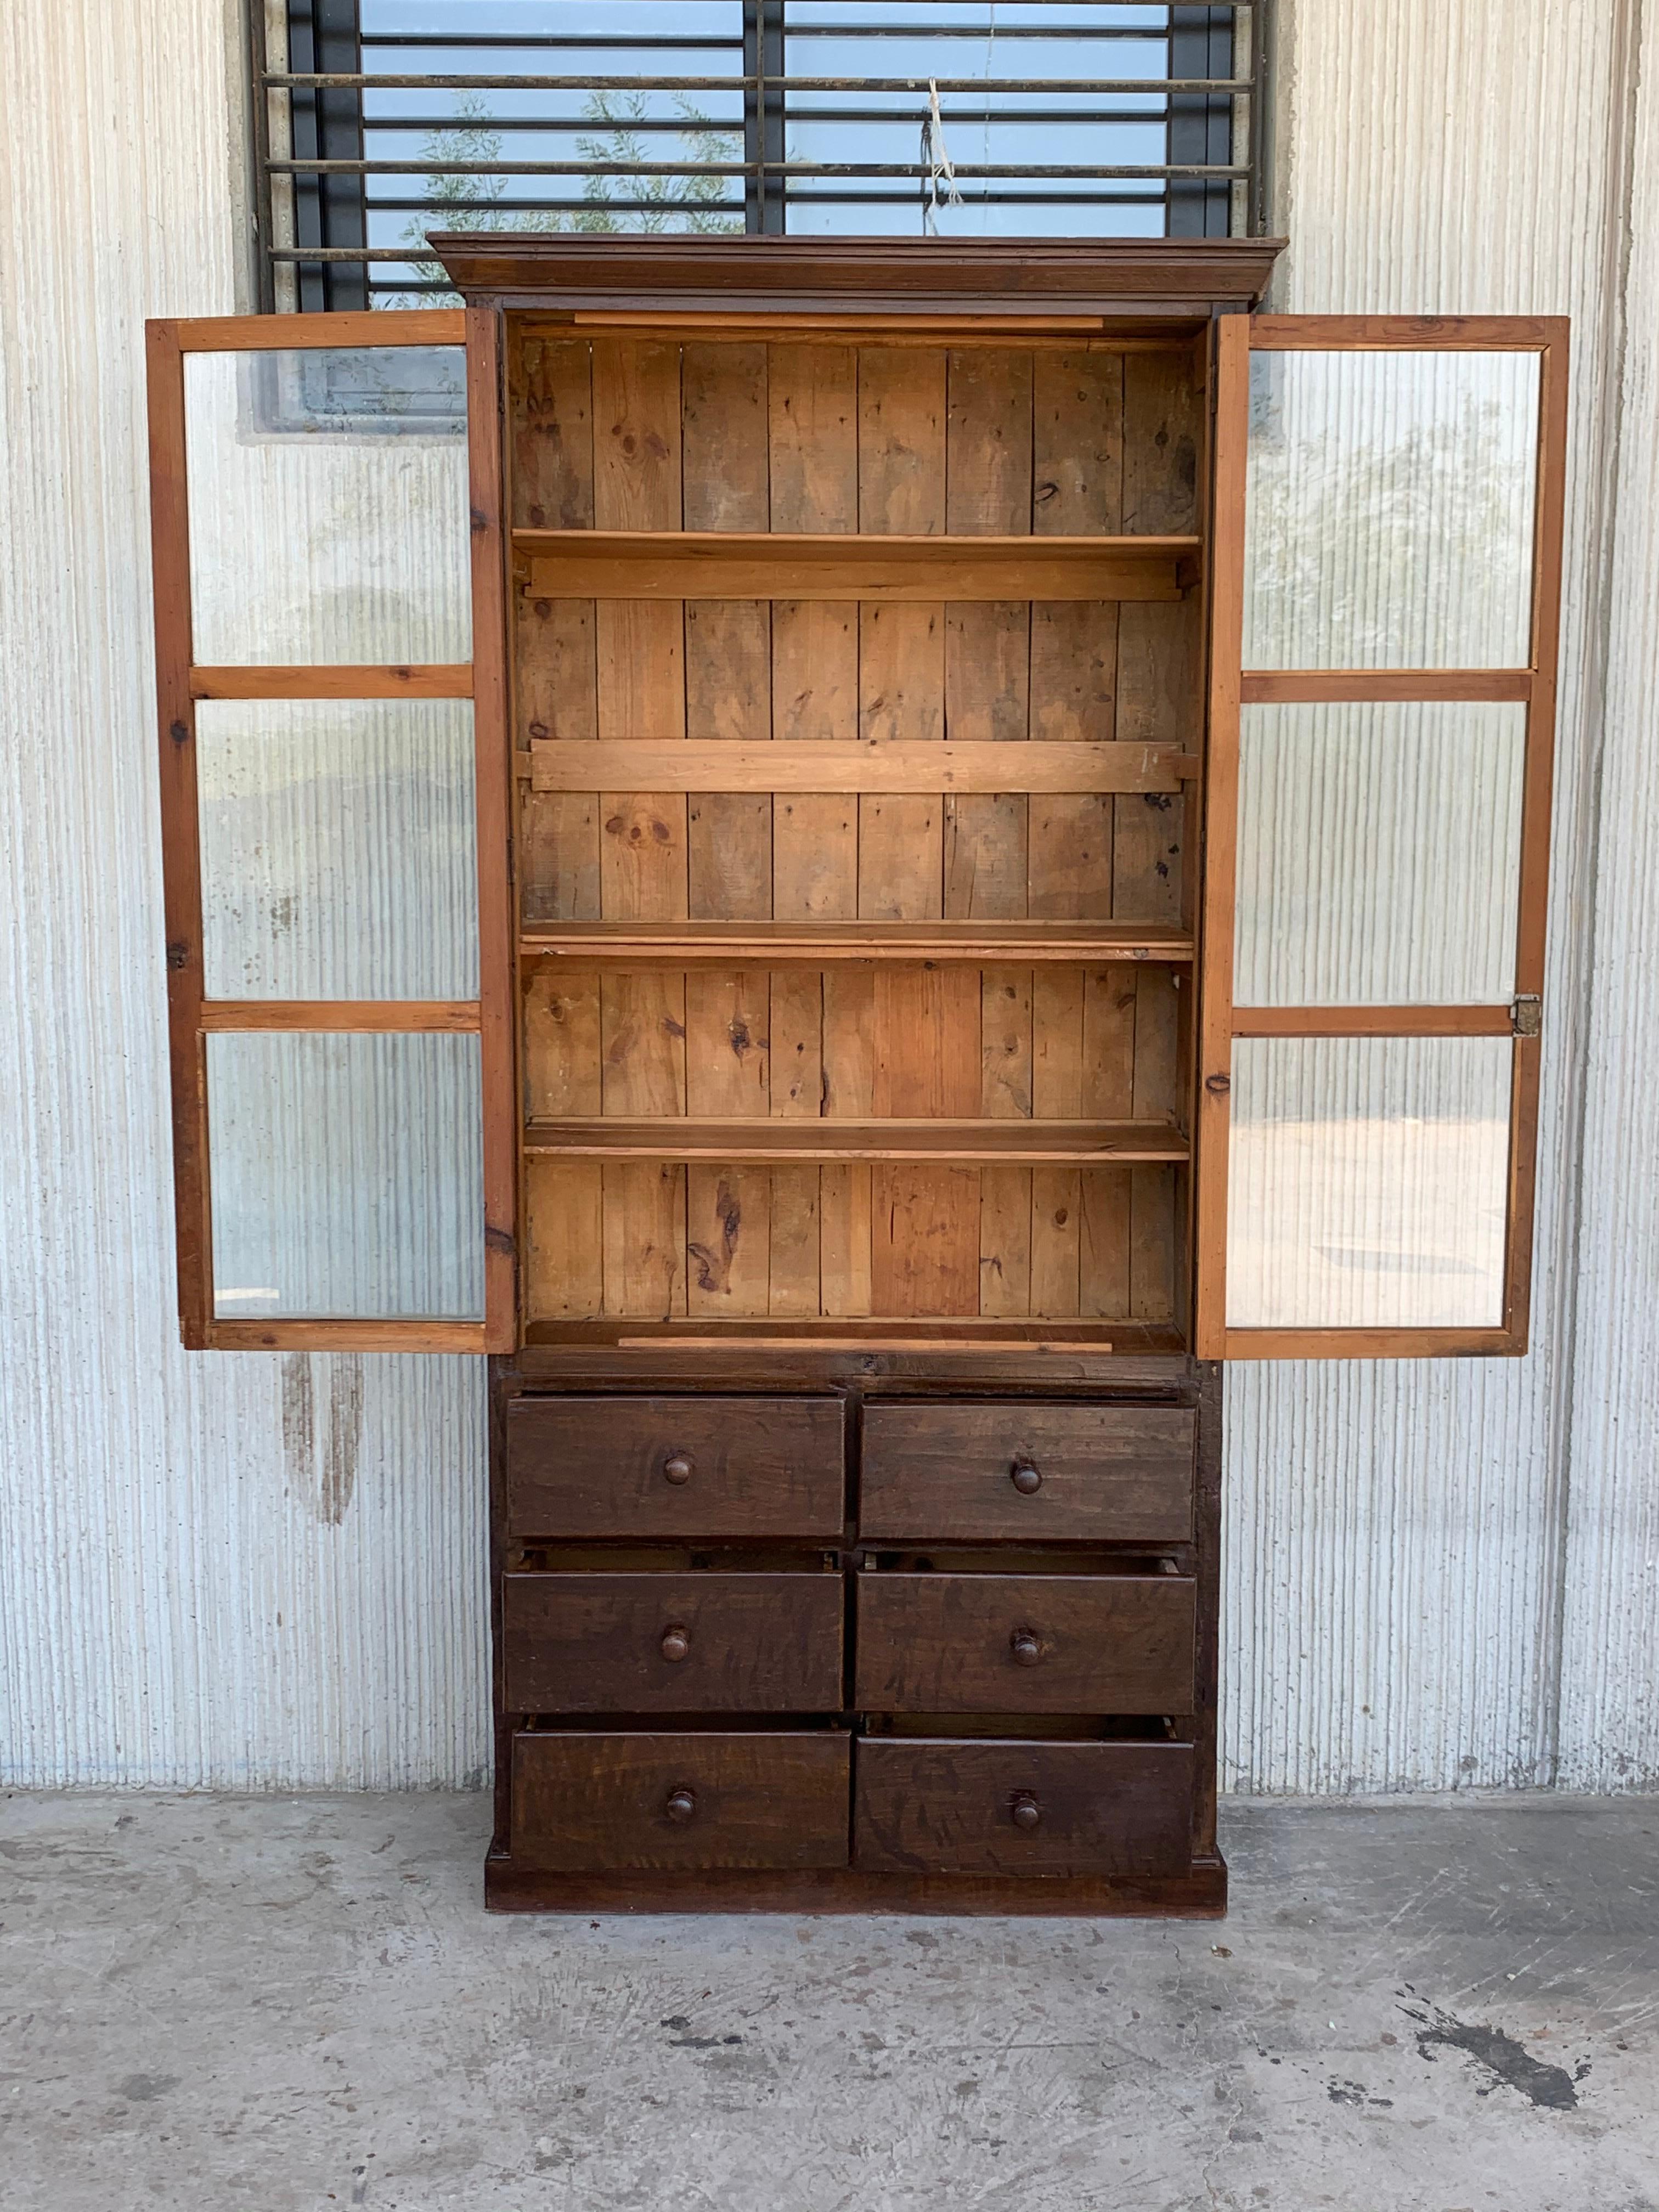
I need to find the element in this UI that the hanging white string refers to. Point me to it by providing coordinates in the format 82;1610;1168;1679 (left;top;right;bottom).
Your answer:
919;78;964;236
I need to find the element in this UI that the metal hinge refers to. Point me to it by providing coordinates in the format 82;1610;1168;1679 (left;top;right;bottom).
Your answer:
1511;995;1542;1038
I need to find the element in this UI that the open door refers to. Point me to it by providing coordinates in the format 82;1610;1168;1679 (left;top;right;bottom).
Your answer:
146;309;514;1350
1198;313;1567;1358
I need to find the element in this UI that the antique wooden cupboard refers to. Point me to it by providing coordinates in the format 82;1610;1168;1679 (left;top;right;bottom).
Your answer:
146;239;1566;1914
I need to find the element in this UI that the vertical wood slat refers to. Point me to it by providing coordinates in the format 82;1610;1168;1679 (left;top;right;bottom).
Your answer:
516;342;600;925
770;345;859;921
594;340;686;922
146;321;211;1349
944;349;1032;921
684;342;772;923
859;349;947;922
1031;349;1124;928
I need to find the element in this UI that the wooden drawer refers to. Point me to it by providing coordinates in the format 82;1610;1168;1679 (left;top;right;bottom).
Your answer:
505;1395;844;1539
502;1572;844;1712
512;1731;850;1872
859;1402;1193;1543
854;1738;1194;1876
854;1573;1195;1714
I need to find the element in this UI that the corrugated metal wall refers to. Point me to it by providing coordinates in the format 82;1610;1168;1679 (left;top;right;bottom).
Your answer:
1;0;1653;1792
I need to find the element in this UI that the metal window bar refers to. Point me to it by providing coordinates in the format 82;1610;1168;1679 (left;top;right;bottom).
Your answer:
248;2;1271;312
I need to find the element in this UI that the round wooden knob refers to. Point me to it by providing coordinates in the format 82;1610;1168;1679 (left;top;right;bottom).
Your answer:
1010;1458;1042;1495
1011;1629;1043;1667
660;1624;691;1663
663;1451;694;1486
1011;1792;1042;1831
665;1787;697;1824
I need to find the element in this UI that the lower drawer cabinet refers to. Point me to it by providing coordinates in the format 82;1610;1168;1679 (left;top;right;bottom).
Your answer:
854;1738;1195;1876
503;1572;843;1712
512;1732;851;1872
854;1573;1195;1713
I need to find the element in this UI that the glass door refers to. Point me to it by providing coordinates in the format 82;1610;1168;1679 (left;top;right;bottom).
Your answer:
1197;313;1568;1358
146;309;514;1350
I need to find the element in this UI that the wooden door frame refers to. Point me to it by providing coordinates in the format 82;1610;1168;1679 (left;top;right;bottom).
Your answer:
145;306;517;1351
1195;312;1569;1361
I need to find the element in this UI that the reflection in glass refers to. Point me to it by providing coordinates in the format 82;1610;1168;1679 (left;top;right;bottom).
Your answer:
1227;1037;1511;1329
1235;702;1524;1006
207;1031;483;1319
1244;350;1539;669
185;348;470;665
198;698;478;1000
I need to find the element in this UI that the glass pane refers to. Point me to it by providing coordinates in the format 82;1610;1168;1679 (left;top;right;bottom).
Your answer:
198;698;478;1000
1235;702;1524;1006
1244;351;1539;669
1227;1037;1512;1329
207;1031;483;1319
185;348;470;665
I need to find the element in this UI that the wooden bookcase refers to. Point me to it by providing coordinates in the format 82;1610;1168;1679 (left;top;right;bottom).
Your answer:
146;240;1567;1916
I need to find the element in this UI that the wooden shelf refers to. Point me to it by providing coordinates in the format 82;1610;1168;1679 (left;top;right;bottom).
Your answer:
524;736;1196;794
519;1318;1189;1359
515;528;1201;603
523;1119;1188;1164
519;921;1195;965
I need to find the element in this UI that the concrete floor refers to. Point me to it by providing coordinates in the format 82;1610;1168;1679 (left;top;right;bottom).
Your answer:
2;1793;1656;2211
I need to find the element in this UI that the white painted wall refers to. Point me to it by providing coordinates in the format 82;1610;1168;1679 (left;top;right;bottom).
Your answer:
1;0;1653;1791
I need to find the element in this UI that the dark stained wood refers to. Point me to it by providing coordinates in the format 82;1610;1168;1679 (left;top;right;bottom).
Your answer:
502;1571;844;1711
853;1737;1194;1876
858;1402;1194;1542
511;1731;850;1871
486;1852;1227;1916
430;235;1285;316
854;1572;1195;1713
504;1393;845;1537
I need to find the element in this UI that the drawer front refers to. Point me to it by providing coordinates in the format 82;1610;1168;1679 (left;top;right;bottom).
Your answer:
505;1395;844;1539
854;1575;1194;1714
503;1572;844;1712
513;1731;850;1872
859;1403;1193;1543
854;1738;1194;1876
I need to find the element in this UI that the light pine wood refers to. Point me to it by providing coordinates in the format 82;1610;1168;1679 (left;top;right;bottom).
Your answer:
531;738;1195;794
524;1158;603;1317
594;340;687;929
683;969;770;1114
859;351;947;926
819;1163;873;1316
600;971;686;1116
683;343;774;925
189;665;473;701
524;1119;1189;1163
944;348;1034;921
508;323;1214;1338
511;336;594;529
198;1001;480;1032
769;346;860;921
520;921;1196;963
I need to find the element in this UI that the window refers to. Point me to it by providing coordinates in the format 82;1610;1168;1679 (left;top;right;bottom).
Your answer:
250;1;1269;311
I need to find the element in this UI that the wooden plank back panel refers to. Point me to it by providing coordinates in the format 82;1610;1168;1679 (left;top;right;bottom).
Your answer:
683;343;773;924
593;341;687;926
945;349;1034;920
858;349;946;924
770;346;859;921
